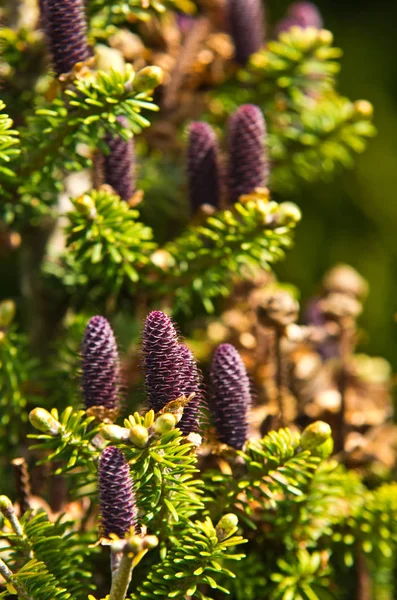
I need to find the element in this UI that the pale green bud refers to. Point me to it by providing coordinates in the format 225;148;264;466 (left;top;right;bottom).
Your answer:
102;424;131;443
0;495;13;513
154;413;177;434
311;436;334;459
129;425;149;448
29;408;61;436
0;300;16;328
279;202;302;225
133;66;163;92
216;513;239;541
301;421;332;451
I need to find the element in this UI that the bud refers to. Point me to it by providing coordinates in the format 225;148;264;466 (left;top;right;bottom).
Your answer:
74;194;96;216
227;0;265;66
133;66;163;92
278;202;302;226
102;424;131;443
354;100;373;119
95;44;125;74
187;122;222;214
312;436;334;459
45;0;90;76
216;513;239;541
0;300;16;328
209;344;252;450
129;425;149;448
227;105;269;205
0;496;13;513
154;413;177;434
29;408;61;436
301;421;332;451
104;116;135;202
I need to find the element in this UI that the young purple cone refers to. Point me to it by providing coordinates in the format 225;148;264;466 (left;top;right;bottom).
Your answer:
104;116;136;202
187;122;221;214
81;316;119;410
142;311;183;413
177;344;204;435
45;0;90;76
227;0;265;65
99;446;138;538
275;2;323;35
209;344;251;449
227;104;268;205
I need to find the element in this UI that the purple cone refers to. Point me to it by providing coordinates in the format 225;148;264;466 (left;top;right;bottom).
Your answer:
99;446;138;538
227;104;268;204
104;116;135;202
177;344;204;435
227;0;265;65
187;122;221;214
275;2;323;35
45;0;90;76
81;316;119;410
209;344;251;449
142;311;183;413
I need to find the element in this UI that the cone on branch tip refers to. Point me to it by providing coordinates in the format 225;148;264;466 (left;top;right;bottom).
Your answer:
275;2;323;35
45;0;90;77
187;122;222;214
104;116;136;202
209;343;252;449
142;311;182;413
81;316;120;411
227;104;268;205
227;0;265;65
98;446;139;538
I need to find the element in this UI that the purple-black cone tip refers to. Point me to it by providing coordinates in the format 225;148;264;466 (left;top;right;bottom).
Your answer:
81;316;119;410
227;104;268;205
209;343;251;449
99;446;138;538
187;122;221;214
104;116;136;202
45;0;90;76
227;0;265;65
275;2;323;35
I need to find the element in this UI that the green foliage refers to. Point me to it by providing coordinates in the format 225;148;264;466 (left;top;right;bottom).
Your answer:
158;193;301;313
270;549;332;600
89;0;196;26
130;515;246;600
0;510;96;600
0;101;20;185
65;188;155;296
205;427;320;529
0;326;37;455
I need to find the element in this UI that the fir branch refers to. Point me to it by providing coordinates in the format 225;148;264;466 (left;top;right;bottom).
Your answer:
129;515;246;600
65;188;155;295
156;190;301;312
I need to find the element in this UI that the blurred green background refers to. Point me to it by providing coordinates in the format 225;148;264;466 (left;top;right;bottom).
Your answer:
272;0;397;368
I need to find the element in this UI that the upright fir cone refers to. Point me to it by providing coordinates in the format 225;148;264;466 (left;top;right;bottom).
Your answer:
227;104;268;205
142;311;183;413
209;344;251;449
187;122;221;214
45;0;90;76
275;2;323;35
227;0;265;65
81;316;120;410
104;116;136;202
177;344;204;435
99;446;139;538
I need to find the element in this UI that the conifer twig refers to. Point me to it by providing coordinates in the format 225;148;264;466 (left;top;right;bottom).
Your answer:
0;558;33;600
